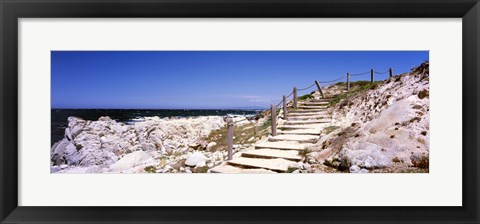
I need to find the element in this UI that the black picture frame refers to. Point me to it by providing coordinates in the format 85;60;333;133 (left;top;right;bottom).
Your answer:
1;0;479;223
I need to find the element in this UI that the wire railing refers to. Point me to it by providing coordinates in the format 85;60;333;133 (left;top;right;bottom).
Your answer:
350;71;370;77
317;76;345;84
231;67;397;123
297;83;316;91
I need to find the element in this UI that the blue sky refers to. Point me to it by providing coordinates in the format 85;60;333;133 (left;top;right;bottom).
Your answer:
51;51;428;109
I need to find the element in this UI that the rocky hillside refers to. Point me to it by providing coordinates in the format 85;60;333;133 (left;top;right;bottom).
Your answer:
309;62;430;173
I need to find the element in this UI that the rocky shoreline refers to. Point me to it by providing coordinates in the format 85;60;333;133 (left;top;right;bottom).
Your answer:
50;115;253;173
51;63;430;174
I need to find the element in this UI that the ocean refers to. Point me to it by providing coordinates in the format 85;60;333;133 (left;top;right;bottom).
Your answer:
51;109;261;146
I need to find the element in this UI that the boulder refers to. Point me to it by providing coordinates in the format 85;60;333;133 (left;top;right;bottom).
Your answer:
50;166;61;173
141;143;156;151
206;142;217;151
185;152;207;167
195;160;207;168
98;116;112;121
163;165;174;172
303;163;311;170
64;143;80;165
359;168;369;173
64;128;73;141
67;117;86;138
340;142;392;169
50;138;71;165
109;151;153;172
349;165;361;173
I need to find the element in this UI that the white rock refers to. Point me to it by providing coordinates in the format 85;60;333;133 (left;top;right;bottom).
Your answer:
206;142;217;151
64;143;80;165
100;136;109;143
109;151;153;172
50;138;71;165
164;165;173;171
349;165;361;173
51;166;61;173
303;163;311;170
359;168;369;173
195;161;207;168
185;152;208;167
64;128;73;141
290;162;303;169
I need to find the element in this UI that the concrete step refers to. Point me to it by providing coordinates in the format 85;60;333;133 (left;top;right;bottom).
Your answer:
285;119;330;125
241;149;303;161
297;106;328;110
255;141;308;151
278;129;321;135
269;134;318;143
310;98;333;102
287;116;327;120
289;112;329;117
227;157;295;172
288;109;327;113
299;101;329;106
210;164;277;174
279;124;328;130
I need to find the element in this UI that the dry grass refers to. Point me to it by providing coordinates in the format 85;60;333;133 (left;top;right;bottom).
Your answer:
204;119;271;152
328;81;382;107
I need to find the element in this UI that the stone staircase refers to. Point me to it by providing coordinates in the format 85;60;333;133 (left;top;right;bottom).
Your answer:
210;97;332;173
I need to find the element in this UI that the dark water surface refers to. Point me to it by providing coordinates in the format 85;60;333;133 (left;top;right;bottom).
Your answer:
51;109;260;146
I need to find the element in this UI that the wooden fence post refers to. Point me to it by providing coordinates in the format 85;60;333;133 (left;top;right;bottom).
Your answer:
314;80;325;98
271;104;277;136
389;68;393;78
346;73;350;91
226;117;234;160
282;95;288;120
370;69;374;83
293;87;298;108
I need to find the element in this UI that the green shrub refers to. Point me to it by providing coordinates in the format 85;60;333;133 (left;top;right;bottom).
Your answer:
144;166;156;173
298;94;314;101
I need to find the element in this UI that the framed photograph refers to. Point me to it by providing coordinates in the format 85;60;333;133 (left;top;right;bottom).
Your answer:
1;0;479;223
